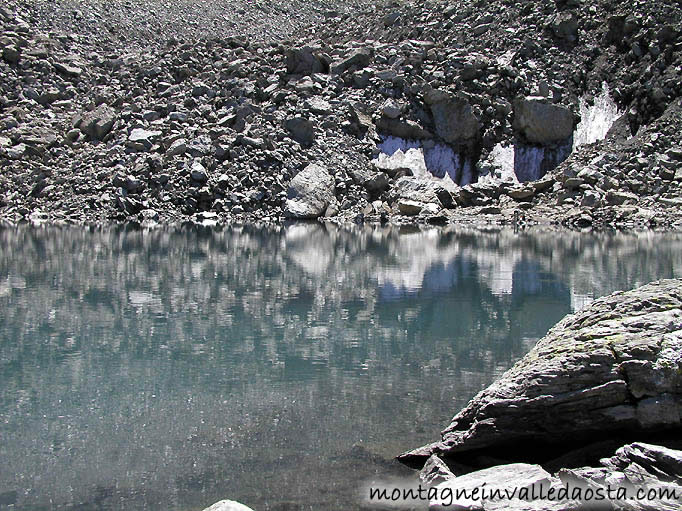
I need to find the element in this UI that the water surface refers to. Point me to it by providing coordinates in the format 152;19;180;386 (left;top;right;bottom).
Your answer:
1;224;681;510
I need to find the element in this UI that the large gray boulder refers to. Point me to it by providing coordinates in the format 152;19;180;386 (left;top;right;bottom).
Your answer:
430;463;573;511
513;97;574;145
424;89;480;147
284;164;335;219
399;279;682;466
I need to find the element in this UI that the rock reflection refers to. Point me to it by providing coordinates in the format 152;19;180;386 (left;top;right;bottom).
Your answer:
1;223;681;511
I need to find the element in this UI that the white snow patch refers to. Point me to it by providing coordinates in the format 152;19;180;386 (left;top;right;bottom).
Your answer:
375;136;463;187
573;82;622;149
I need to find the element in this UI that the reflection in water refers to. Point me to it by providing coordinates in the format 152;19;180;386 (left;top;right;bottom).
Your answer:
1;224;681;510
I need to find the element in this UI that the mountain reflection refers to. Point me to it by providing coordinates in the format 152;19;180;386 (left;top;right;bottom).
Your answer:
1;223;681;511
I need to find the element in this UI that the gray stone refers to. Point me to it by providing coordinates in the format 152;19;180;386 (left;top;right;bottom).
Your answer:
2;45;20;63
606;190;638;206
191;83;215;98
284;164;335;219
54;62;83;78
285;46;329;75
127;128;162;151
187;135;214;157
513;97;574;145
399;280;682;465
424;90;480;146
306;97;333;115
551;11;579;41
381;100;402;119
398;199;424;216
331;48;372;75
383;11;401;27
394;176;455;209
18;127;57;147
431;464;556;511
79;104;117;141
507;185;535;201
349;166;389;195
285;117;315;146
473;23;491;35
166;138;187;157
419;455;455;487
6;144;27;159
375;118;432;140
580;190;602;208
190;161;209;183
122;175;143;194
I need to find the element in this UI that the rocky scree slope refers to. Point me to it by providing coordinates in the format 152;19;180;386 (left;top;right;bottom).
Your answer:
0;0;681;226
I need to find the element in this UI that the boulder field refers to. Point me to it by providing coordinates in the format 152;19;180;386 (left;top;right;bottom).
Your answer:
0;0;681;228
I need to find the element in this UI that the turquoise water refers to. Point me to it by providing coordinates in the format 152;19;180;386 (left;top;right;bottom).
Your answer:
1;224;681;510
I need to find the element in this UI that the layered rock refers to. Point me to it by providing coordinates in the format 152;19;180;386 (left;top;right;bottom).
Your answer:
399;279;682;466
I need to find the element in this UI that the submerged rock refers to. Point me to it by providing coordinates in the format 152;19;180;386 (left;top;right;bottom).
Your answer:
201;500;255;511
399;279;682;466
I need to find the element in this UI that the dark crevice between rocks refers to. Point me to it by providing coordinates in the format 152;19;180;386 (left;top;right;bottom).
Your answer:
401;428;682;477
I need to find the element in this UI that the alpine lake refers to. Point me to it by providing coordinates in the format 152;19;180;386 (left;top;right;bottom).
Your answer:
2;223;682;510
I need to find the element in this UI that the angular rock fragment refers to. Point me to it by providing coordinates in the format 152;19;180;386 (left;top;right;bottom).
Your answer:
284;164;335;218
285;117;315;146
127;128;162;151
78;105;117;141
285;46;330;75
424;89;480;147
513;97;575;145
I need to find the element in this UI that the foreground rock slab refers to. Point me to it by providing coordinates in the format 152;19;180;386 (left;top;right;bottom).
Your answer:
400;279;682;466
427;442;682;510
